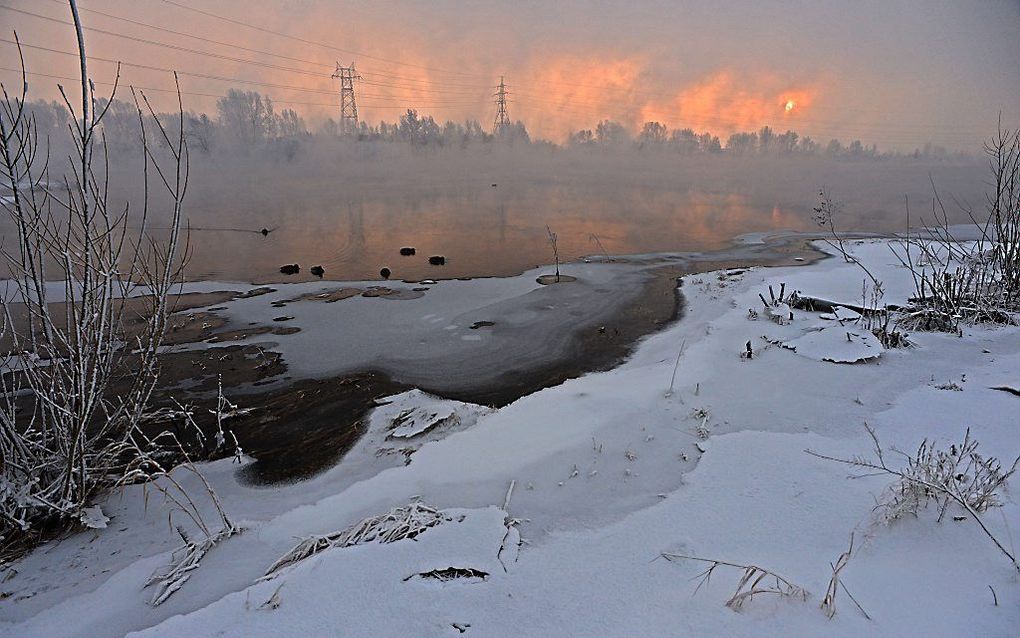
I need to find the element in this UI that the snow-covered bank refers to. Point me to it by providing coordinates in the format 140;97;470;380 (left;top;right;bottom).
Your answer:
2;239;1018;637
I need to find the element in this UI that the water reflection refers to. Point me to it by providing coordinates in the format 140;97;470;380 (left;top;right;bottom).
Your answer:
168;186;817;283
0;157;986;283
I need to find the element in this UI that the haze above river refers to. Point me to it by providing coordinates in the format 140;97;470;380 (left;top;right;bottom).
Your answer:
9;146;988;283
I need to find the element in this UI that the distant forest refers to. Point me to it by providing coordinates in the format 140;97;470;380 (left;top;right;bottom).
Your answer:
23;88;964;160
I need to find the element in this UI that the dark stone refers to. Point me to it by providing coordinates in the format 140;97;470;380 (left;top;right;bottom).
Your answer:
469;321;495;329
491;183;497;187
273;316;294;322
310;265;325;277
380;267;391;279
279;264;300;275
399;247;416;256
260;228;270;236
236;286;276;299
428;255;446;266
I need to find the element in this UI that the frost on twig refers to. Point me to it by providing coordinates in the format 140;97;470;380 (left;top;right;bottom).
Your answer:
661;553;809;611
262;502;448;580
820;532;870;620
145;524;239;606
808;424;1020;571
0;23;189;549
118;430;240;606
497;480;522;571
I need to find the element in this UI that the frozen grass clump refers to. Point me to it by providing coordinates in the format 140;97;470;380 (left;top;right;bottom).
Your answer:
262;502;448;580
892;124;1020;332
809;425;1020;572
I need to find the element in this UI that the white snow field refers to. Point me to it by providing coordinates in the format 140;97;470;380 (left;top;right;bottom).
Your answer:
1;238;1018;637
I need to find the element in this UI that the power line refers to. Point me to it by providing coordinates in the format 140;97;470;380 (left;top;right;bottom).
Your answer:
0;40;487;110
158;0;490;79
3;4;495;98
1;37;332;93
37;0;333;70
0;65;482;110
36;0;493;91
1;4;335;78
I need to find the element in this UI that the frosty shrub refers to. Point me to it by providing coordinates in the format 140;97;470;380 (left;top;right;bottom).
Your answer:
893;123;1020;331
0;15;186;554
809;425;1020;572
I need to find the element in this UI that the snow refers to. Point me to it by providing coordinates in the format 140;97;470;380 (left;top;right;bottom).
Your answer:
781;325;883;363
167;260;654;388
2;238;1018;638
374;390;490;440
78;506;110;530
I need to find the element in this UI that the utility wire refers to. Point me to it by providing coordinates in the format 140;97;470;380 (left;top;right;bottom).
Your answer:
158;0;490;79
37;0;498;90
5;3;494;96
0;65;481;109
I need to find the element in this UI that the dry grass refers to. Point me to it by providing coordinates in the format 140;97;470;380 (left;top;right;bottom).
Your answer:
661;553;809;611
262;501;447;580
808;424;1020;572
820;533;870;620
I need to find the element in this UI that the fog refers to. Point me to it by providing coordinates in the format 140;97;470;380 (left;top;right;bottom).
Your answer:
3;0;1014;281
63;110;988;282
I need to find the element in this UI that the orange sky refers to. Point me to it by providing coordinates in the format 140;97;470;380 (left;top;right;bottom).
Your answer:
1;0;1017;150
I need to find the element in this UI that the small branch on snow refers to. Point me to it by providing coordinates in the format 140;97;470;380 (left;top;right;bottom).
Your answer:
660;553;809;611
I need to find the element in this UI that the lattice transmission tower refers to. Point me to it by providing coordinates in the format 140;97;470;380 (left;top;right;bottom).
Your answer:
492;76;510;135
332;62;362;135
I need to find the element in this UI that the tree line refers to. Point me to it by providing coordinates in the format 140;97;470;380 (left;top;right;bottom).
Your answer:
20;87;959;160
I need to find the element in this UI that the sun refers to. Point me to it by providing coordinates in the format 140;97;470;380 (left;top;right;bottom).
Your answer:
784;99;796;113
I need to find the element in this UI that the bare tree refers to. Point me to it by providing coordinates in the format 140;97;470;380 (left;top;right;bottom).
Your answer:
546;225;560;282
986;121;1020;298
890;122;1020;331
0;1;187;549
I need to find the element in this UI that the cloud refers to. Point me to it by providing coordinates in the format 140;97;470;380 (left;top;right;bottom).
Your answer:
640;71;818;136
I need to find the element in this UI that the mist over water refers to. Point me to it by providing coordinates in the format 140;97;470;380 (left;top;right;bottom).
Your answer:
0;137;988;283
137;145;985;283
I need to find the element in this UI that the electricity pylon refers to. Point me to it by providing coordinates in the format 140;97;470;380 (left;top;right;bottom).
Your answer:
492;76;510;135
332;62;361;136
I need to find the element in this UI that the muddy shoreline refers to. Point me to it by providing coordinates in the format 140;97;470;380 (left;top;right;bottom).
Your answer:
144;234;826;484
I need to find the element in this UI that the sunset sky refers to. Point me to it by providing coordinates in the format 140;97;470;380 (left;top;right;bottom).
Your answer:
2;0;1018;150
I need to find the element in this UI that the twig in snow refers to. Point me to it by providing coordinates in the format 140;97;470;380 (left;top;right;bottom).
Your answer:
665;338;687;399
661;553;809;611
821;532;870;620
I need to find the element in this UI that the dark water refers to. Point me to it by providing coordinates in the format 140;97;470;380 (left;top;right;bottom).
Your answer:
177;187;815;283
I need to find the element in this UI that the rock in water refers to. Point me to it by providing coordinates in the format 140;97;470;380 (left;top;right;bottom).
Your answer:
260;228;270;236
399;247;416;256
279;264;300;275
310;265;325;277
429;255;446;265
380;267;392;279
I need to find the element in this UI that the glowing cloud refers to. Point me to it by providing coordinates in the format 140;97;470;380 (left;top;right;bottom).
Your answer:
640;72;817;137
